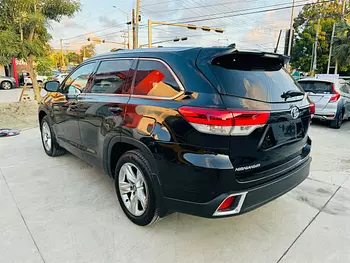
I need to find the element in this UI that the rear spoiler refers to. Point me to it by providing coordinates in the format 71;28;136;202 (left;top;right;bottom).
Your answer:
196;48;290;65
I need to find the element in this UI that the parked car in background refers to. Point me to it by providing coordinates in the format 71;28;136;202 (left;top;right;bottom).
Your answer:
0;75;17;90
54;73;68;84
38;47;313;226
298;77;350;128
22;72;48;85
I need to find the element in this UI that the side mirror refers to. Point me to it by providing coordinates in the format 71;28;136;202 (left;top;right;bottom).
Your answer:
44;81;60;92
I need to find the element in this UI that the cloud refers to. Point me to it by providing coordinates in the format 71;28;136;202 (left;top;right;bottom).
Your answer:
99;15;118;28
61;19;86;29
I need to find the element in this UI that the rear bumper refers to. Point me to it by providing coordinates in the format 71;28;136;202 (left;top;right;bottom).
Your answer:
164;156;311;218
313;105;338;120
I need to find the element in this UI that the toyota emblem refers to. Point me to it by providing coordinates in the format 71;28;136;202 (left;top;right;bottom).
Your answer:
290;106;300;119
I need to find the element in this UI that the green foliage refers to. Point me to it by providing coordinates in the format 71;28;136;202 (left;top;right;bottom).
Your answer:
0;0;80;101
0;0;80;65
35;56;55;76
67;51;82;65
333;22;350;67
291;1;344;73
0;29;20;65
80;44;96;59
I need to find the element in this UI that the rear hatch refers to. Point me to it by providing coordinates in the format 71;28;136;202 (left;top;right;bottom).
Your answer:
196;49;312;185
298;80;335;111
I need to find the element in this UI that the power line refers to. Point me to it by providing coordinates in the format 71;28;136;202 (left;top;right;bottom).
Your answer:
139;0;306;29
143;0;260;14
153;0;335;23
62;22;126;40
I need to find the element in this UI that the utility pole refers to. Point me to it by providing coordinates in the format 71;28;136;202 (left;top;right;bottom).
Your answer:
335;0;347;74
135;0;140;48
148;19;152;48
121;30;128;49
132;9;136;49
274;29;282;53
60;38;64;69
327;23;336;74
312;18;321;75
286;0;295;70
327;0;346;74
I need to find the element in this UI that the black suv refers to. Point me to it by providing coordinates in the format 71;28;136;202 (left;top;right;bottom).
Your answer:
39;47;313;226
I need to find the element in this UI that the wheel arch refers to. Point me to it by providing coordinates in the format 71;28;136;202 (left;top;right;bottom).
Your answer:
38;110;47;126
105;136;159;179
1;80;12;89
105;136;167;217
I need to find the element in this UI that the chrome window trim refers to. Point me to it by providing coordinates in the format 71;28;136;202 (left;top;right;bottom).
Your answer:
80;57;185;100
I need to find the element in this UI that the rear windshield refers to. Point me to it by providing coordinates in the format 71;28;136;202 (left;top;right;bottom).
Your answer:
210;53;303;102
298;81;333;94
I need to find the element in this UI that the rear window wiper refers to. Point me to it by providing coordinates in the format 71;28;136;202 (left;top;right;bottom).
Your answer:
281;90;305;100
303;89;316;94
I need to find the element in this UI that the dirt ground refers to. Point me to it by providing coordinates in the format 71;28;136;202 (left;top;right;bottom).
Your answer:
0;101;39;130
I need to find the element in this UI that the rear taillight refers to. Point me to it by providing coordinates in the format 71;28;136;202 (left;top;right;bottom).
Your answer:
310;102;315;115
178;106;270;136
329;84;340;102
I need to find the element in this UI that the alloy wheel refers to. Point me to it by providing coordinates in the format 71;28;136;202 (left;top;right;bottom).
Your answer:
41;121;52;151
118;163;148;216
2;82;11;90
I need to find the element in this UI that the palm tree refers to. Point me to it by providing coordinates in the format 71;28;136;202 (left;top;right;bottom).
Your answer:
333;22;350;69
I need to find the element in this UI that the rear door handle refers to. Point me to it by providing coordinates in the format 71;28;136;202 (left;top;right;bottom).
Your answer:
108;107;123;114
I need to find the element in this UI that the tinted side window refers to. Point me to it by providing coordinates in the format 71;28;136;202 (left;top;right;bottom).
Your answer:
90;59;133;94
62;63;96;95
133;60;181;97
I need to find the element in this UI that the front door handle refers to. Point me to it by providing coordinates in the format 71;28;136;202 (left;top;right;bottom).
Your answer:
108;107;123;114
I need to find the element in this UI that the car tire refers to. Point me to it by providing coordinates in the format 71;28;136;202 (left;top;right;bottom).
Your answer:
40;115;66;157
115;150;159;226
330;111;343;129
1;81;12;90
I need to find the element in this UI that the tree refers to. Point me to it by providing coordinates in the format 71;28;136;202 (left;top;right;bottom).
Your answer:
333;22;350;68
80;44;96;59
0;29;19;65
291;1;343;73
0;0;80;102
50;51;68;69
67;51;81;65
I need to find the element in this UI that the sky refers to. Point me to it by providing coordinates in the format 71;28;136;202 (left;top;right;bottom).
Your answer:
49;0;312;55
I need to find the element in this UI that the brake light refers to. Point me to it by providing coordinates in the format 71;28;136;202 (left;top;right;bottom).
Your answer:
310;102;315;115
329;84;340;102
218;196;235;211
178;106;270;136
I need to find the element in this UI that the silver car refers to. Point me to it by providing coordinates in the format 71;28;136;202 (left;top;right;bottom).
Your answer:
298;78;350;128
0;75;17;90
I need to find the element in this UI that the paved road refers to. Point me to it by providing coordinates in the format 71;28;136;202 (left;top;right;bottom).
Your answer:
0;88;38;103
1;122;350;263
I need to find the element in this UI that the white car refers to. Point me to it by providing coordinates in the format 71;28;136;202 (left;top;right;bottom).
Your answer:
23;72;48;85
54;73;68;84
